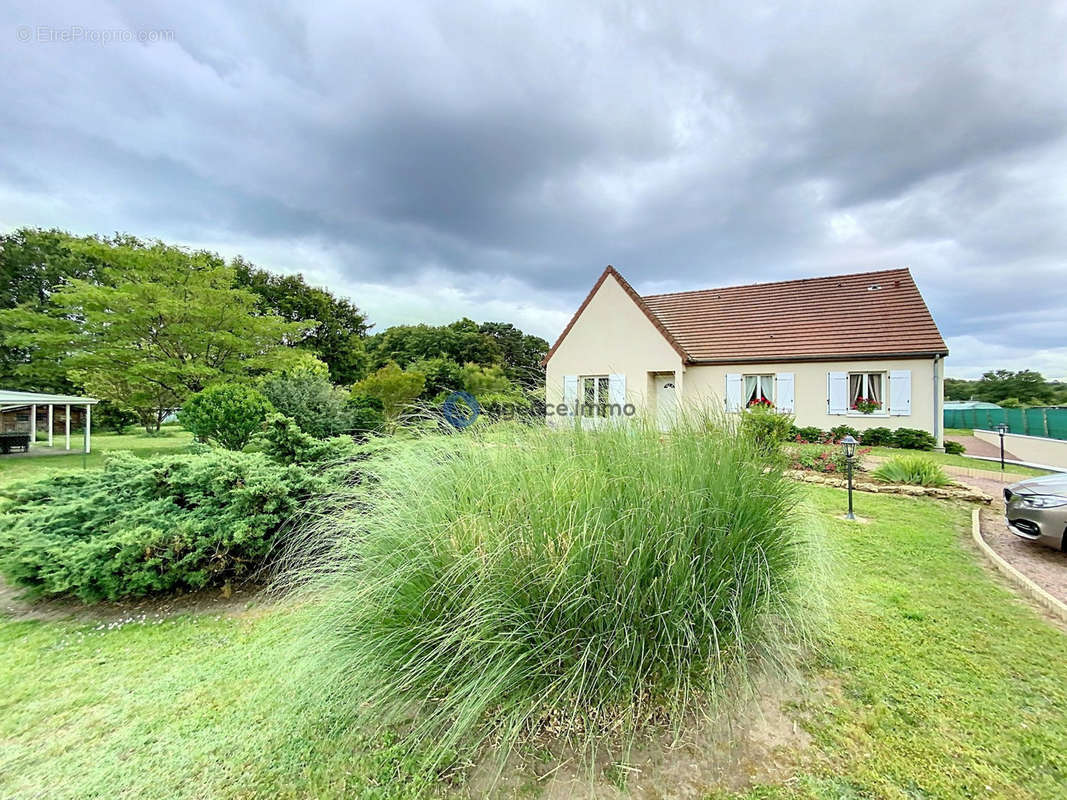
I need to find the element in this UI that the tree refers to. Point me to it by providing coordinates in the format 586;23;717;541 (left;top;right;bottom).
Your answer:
0;228;105;391
351;362;425;421
409;357;465;400
973;370;1056;406
179;384;274;450
258;369;355;439
0;236;313;430
366;319;501;370
348;394;387;436
94;400;140;435
943;378;977;402
459;362;529;416
477;322;549;389
234;260;371;384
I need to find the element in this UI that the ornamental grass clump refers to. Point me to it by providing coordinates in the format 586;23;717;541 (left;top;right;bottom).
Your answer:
281;416;817;770
873;454;951;487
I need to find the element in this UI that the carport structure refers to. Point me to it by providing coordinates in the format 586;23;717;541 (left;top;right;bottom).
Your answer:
0;390;99;454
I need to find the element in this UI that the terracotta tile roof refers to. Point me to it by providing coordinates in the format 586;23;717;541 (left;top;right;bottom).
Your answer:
641;267;948;363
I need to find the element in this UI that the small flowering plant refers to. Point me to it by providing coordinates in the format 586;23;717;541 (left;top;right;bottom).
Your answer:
851;396;881;414
746;396;774;409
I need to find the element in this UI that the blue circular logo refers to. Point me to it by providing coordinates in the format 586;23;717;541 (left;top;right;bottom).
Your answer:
442;391;480;428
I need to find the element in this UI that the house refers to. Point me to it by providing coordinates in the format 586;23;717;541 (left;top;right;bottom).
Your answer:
543;266;949;447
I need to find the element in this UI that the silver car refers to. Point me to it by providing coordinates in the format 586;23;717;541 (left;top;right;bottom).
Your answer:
1004;474;1067;551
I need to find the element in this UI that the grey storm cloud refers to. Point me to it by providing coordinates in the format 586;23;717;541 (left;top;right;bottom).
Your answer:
2;0;1066;376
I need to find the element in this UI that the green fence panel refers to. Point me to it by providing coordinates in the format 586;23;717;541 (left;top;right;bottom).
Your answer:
1046;409;1067;440
944;407;1067;441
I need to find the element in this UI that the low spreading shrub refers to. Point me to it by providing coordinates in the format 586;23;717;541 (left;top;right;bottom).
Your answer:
792;425;829;444
829;424;860;441
892;428;937;451
859;426;894;447
872;455;950;487
283;419;816;769
0;449;328;602
788;444;849;474
258;413;361;467
741;405;795;450
944;440;966;455
179;384;274;450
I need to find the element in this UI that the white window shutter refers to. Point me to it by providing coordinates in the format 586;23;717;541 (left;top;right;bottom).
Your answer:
563;375;578;416
608;374;626;410
725;373;743;412
890;370;911;416
827;372;848;414
776;373;795;413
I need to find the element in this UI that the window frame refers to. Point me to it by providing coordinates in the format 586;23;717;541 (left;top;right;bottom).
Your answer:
579;375;611;418
847;371;888;417
743;373;775;408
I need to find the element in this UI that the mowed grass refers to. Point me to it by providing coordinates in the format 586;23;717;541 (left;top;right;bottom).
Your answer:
0;428;194;488
863;446;1052;478
718;490;1067;799
0;609;433;800
2;487;1066;798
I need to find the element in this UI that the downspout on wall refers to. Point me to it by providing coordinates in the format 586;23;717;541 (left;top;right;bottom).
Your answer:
933;354;944;451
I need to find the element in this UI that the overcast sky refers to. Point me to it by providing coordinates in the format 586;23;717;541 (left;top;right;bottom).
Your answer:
3;2;1066;378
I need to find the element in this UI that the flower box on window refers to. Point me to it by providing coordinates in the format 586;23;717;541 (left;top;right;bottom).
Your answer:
851;397;882;414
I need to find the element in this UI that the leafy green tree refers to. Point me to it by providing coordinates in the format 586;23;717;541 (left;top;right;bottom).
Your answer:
234;260;371;384
0;228;105;391
944;378;978;402
258;369;354;438
974;370;1056;406
352;362;425;421
409;357;465;400
366;319;500;370
348;394;387;436
477;322;549;389
179;384;274;450
459;363;529;416
95;401;140;435
0;236;312;429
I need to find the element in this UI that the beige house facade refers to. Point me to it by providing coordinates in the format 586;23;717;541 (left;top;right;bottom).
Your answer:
544;267;948;447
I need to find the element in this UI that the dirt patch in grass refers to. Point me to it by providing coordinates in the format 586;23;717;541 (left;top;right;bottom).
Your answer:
464;678;816;799
0;577;269;623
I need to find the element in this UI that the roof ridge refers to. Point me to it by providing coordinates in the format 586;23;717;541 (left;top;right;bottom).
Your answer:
641;267;912;301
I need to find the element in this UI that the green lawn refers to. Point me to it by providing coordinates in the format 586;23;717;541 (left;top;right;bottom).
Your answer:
0;428;194;488
2;488;1066;798
864;446;1052;478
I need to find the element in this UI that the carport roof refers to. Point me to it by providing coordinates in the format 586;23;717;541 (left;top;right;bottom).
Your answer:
0;389;98;406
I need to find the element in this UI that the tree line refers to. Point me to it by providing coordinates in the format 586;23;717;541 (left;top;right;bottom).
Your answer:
0;229;549;431
945;369;1067;408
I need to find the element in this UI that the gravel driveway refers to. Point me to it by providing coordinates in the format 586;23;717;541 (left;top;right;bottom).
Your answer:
961;470;1067;606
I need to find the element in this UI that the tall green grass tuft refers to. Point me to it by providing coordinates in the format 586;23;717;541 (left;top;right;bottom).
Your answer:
279;416;818;770
872;454;951;487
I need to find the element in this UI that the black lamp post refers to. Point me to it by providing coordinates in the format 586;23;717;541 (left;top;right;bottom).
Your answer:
995;423;1009;471
841;434;858;520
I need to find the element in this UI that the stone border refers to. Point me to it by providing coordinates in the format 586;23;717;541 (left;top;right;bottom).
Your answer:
970;507;1067;625
784;470;992;504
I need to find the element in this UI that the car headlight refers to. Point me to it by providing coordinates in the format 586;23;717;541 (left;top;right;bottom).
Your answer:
1020;495;1067;509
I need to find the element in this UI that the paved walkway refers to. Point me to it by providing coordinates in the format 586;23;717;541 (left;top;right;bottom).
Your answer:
946;433;1016;461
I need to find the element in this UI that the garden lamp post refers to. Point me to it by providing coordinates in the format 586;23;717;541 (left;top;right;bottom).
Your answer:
841;435;858;520
995;423;1009;471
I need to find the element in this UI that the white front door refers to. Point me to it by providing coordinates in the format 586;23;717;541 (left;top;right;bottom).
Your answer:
655;373;677;431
